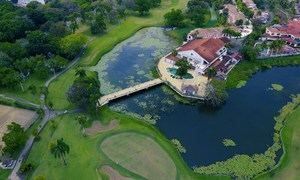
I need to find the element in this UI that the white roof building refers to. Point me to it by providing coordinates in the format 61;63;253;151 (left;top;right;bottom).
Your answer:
17;0;45;7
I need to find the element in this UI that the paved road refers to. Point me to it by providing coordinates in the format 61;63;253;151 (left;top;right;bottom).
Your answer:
9;105;61;180
7;40;92;180
6;36;96;180
0;94;39;109
44;45;87;88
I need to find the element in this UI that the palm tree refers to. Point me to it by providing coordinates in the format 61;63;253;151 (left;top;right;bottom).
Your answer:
75;69;86;78
50;138;70;165
270;40;285;53
207;67;217;80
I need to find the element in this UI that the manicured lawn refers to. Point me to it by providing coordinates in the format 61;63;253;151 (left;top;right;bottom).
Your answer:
47;0;190;110
101;132;177;180
256;107;300;180
26;108;228;180
0;169;11;180
46;68;77;110
227;56;300;89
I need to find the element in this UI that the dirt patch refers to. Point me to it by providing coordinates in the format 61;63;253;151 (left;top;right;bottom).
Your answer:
100;165;132;180
84;120;118;136
0;105;37;146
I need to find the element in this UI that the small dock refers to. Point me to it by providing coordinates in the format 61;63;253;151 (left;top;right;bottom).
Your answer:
98;79;163;106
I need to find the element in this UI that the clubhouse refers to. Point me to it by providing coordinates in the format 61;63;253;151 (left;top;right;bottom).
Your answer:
165;38;241;78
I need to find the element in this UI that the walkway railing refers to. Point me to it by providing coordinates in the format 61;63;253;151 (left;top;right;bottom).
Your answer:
98;79;163;106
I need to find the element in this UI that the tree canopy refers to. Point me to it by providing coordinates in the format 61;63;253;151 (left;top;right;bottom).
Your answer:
175;59;192;77
67;69;101;113
2;122;27;155
205;79;228;108
164;9;185;27
0;1;88;89
186;0;210;26
50;138;70;165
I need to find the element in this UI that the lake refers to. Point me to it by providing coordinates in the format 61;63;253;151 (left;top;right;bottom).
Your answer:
91;27;300;167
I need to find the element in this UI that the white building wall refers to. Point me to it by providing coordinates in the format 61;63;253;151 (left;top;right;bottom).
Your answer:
178;50;206;65
165;58;176;65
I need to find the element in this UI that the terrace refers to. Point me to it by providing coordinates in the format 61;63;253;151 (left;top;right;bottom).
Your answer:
158;56;208;99
258;45;300;59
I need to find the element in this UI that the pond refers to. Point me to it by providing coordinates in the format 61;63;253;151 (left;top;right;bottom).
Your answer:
91;27;300;167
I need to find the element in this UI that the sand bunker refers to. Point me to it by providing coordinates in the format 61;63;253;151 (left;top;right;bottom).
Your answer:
84;120;119;136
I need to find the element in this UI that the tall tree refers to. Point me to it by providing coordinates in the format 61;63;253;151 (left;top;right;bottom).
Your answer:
0;51;12;67
270;40;285;52
2;122;27;155
207;67;217;80
76;115;89;129
75;68;87;78
164;9;185;27
67;70;101;113
49;55;68;73
59;34;87;59
242;46;258;61
205;79;228;108
175;59;191;77
0;67;20;88
90;14;107;35
50;138;70;165
135;0;151;16
187;0;209;26
26;30;52;56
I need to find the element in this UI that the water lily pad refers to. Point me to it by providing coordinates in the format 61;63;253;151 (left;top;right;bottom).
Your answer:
271;84;284;91
236;80;247;88
222;139;236;147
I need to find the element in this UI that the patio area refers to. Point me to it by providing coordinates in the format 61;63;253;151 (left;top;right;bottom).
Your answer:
158;57;208;98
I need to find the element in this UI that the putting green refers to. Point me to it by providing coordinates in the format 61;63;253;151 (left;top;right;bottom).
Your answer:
100;132;177;180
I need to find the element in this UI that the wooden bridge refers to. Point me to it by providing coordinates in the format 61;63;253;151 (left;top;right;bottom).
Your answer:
98;78;164;106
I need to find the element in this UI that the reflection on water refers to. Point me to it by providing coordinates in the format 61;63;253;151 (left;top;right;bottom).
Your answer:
91;27;300;167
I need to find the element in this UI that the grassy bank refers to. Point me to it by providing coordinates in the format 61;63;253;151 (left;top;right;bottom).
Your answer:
256;106;300;179
0;77;44;105
47;0;189;110
25;107;228;180
0;169;11;180
227;56;300;89
195;95;300;179
0;95;39;110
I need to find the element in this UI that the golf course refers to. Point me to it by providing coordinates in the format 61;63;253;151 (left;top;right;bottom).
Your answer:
2;0;300;179
26;107;227;179
257;106;300;179
46;0;192;110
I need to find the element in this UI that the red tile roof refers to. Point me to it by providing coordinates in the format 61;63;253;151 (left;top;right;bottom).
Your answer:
178;38;225;63
224;4;246;24
231;52;242;61
211;56;232;74
267;20;300;38
165;54;180;62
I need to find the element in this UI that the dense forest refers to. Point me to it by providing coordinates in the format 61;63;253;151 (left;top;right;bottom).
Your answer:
0;0;161;89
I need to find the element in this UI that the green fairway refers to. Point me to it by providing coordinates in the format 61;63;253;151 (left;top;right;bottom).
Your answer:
226;56;300;89
47;0;189;110
256;107;300;180
101;132;177;180
0;169;11;180
0;76;44;104
25;108;228;180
